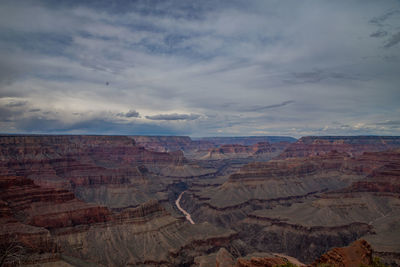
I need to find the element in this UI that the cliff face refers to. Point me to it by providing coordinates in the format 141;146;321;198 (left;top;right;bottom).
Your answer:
0;135;189;189
278;136;400;159
0;174;112;262
347;151;400;193
0;175;111;227
0;135;184;165
312;239;373;267
201;151;365;207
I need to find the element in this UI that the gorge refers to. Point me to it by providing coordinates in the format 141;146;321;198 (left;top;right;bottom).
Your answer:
1;135;400;266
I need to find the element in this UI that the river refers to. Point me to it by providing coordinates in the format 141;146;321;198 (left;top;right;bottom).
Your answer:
175;191;195;224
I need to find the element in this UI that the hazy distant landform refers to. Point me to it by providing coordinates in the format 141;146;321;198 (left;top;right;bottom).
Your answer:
1;135;400;266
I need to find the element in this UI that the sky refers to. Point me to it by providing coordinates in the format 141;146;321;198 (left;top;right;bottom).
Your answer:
0;0;399;138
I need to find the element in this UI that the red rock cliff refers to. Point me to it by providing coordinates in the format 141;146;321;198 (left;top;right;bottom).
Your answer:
312;239;373;267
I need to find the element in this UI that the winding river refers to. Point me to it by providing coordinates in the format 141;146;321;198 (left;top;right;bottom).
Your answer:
175;191;195;224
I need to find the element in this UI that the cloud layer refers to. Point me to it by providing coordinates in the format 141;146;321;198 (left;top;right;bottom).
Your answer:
0;0;399;137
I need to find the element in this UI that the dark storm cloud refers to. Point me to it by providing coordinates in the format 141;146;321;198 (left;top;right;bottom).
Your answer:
14;116;182;135
384;32;400;48
125;110;140;118
145;113;200;121
240;101;294;112
0;59;22;85
0;107;19;121
369;9;400;26
370;30;388;38
291;71;324;83
374;120;400;126
286;70;359;84
117;109;140;118
5;100;27;108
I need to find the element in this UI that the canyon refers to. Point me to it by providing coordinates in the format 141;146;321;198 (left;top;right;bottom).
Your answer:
1;135;400;266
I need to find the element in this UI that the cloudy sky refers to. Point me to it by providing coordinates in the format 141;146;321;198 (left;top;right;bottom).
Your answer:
1;0;399;137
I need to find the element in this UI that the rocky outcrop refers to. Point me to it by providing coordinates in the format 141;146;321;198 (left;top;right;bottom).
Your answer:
278;136;400;159
236;256;287;267
312;239;373;267
196;248;302;267
216;248;236;267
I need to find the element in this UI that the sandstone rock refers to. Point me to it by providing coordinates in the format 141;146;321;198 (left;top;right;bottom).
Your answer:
216;248;236;267
312;239;373;267
236;256;287;267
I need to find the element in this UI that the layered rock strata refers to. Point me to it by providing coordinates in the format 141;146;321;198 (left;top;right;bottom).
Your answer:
279;136;400;159
180;150;400;264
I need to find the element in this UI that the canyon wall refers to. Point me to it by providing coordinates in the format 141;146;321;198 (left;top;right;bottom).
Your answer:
1;135;399;266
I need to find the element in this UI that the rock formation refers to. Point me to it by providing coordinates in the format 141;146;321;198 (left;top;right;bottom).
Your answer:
278;136;400;159
312;239;373;267
197;136;297;146
202;142;290;160
132;135;215;152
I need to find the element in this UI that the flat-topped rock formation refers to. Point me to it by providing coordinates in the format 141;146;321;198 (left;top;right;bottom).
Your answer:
196;136;297;146
201;142;291;160
278;136;400;159
132;135;212;152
